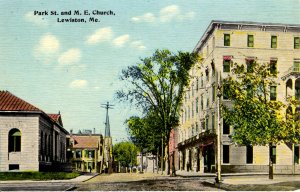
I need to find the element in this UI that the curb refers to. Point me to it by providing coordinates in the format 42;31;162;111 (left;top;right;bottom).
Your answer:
82;173;99;182
65;185;77;191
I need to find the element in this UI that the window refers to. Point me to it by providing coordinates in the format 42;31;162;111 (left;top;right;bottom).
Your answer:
196;78;199;92
223;121;230;135
247;35;254;47
212;114;215;130
270;60;277;75
207;98;209;108
192;102;194;117
196;97;199;113
211;61;215;76
295;37;300;49
9;129;21;152
223;145;230;163
294;60;300;72
246;59;254;73
223;84;229;100
270;146;276;164
246;146;253;164
9;164;19;170
192;83;194;97
212;85;216;102
223;59;231;72
206;68;209;82
270;86;277;101
192;126;194;136
201;74;203;87
205;116;209;131
196;123;199;134
271;36;277;48
76;150;82;158
200;95;203;110
295;146;299;164
224;34;230;46
88;150;95;158
201;121;205;132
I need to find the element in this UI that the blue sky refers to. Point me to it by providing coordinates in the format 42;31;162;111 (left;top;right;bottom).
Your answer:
0;0;300;143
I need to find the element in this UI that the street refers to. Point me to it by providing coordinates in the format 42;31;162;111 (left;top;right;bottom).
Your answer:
74;173;220;191
3;173;300;191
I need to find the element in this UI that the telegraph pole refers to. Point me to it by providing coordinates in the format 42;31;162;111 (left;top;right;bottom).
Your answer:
101;102;114;174
216;85;222;183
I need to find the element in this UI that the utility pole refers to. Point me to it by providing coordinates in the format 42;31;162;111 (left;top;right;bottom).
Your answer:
101;102;114;174
216;85;222;183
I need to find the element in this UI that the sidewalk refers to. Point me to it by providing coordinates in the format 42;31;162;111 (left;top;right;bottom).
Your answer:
175;170;300;185
222;175;300;185
0;172;98;184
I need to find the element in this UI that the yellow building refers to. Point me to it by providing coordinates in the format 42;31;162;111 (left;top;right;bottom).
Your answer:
177;20;300;174
69;132;104;173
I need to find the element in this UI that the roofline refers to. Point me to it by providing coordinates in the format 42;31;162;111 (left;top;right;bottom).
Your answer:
70;134;103;136
193;20;300;53
0;110;69;134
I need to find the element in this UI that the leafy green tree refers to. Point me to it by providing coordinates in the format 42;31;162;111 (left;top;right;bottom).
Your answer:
126;113;161;154
222;62;300;179
113;141;139;167
117;49;199;174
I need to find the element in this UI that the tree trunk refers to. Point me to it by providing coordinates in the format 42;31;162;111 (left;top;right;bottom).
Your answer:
167;144;170;175
161;136;164;175
269;143;274;179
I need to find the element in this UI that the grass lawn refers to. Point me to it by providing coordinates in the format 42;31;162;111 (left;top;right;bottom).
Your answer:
0;172;81;181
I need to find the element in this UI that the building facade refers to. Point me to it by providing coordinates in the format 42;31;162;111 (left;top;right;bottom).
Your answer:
0;90;68;172
177;21;300;174
68;131;104;173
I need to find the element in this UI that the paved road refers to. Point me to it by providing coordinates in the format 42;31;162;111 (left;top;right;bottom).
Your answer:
0;182;74;191
3;173;300;191
74;177;220;191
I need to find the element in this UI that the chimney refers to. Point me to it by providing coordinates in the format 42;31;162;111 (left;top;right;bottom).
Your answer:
70;129;73;136
93;128;95;134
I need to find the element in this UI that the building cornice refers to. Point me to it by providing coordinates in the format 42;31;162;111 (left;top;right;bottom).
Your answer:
193;20;300;54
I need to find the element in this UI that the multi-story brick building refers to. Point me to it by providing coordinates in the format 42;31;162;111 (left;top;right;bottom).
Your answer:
0;90;68;171
177;20;300;174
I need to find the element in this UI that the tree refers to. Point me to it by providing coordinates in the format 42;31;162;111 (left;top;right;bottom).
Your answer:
117;49;200;174
222;61;300;179
113;141;139;168
126;112;162;154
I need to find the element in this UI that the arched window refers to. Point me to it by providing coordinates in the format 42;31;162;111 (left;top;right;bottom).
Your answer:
8;129;21;152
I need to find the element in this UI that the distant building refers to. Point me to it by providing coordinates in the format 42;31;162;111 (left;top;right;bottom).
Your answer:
68;131;104;173
0;90;68;171
177;20;300;174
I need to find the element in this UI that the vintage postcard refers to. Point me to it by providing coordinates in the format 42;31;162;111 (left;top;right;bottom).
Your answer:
0;0;300;191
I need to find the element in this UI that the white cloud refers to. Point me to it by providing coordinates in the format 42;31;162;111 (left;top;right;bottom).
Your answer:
36;34;60;54
113;34;130;47
34;34;60;64
86;27;113;44
25;11;48;26
160;5;180;22
131;13;156;23
130;41;146;50
58;48;81;65
131;5;195;24
178;11;196;21
70;79;88;89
